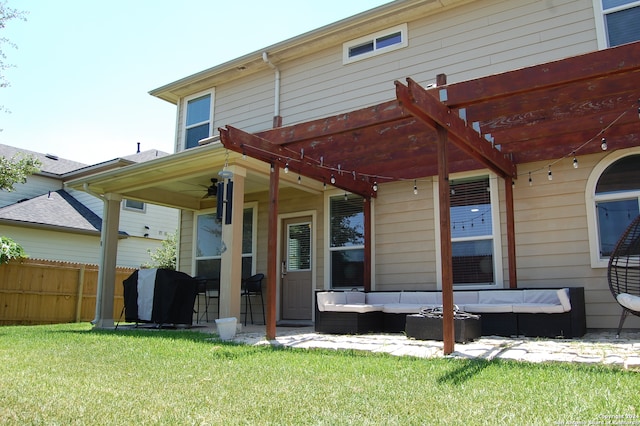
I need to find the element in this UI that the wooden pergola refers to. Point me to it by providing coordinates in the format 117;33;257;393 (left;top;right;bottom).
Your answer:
220;42;640;354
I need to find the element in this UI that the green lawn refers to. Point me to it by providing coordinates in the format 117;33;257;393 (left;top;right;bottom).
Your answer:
0;323;638;425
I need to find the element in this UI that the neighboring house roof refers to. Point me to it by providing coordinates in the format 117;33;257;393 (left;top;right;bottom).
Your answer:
0;144;169;234
0;189;127;236
0;143;87;175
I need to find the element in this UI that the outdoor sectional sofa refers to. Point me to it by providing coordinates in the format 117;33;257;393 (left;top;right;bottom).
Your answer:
315;288;586;338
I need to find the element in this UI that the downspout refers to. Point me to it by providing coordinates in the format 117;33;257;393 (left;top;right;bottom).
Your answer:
262;52;282;128
83;183;106;324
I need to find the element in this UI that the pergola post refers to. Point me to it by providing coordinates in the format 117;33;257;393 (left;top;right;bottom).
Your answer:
436;73;455;355
505;176;518;288
266;165;279;340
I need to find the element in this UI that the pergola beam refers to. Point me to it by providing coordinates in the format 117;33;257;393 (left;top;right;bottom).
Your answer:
395;78;517;179
219;125;377;198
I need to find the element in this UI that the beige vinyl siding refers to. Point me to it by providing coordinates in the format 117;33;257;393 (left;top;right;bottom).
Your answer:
374;180;438;291
512;154;640;328
277;0;597;127
213;73;275;135
178;210;194;274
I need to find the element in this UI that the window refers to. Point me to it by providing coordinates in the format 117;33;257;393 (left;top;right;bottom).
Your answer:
328;193;364;288
123;199;145;212
435;174;502;288
450;177;496;286
195;206;255;281
343;24;408;64
184;92;213;149
589;153;640;265
595;0;640;47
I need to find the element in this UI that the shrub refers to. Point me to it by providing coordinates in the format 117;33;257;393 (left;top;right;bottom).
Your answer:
0;236;27;265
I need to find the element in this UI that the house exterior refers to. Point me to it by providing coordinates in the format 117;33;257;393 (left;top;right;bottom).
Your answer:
0;144;179;268
67;0;640;331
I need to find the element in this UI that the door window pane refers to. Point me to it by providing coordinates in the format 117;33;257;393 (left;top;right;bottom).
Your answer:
287;223;311;271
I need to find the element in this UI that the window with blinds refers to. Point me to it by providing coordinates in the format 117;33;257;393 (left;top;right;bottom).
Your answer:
601;0;640;47
329;193;364;288
450;176;495;286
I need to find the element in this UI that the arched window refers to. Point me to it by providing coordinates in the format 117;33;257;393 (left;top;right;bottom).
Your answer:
587;151;640;267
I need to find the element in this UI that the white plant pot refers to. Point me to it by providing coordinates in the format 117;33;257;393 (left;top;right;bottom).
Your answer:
215;317;237;341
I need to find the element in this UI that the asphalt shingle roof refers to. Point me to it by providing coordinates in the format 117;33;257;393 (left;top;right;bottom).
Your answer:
0;190;102;233
0;143;87;175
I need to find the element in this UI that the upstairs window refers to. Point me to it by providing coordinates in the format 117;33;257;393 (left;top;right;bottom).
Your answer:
184;92;213;149
597;0;640;47
343;24;408;64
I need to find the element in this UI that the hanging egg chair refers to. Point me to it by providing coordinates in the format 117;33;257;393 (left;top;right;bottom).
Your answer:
607;214;640;337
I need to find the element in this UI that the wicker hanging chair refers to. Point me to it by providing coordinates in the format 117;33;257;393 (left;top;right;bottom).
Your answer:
607;214;640;337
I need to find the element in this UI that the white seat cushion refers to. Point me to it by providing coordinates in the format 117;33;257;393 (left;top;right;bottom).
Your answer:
323;304;384;313
617;293;640;312
512;303;566;314
556;288;572;312
316;292;346;312
382;303;439;314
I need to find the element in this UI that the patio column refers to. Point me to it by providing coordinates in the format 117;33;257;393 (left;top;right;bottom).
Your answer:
219;166;246;320
94;193;121;328
266;165;279;340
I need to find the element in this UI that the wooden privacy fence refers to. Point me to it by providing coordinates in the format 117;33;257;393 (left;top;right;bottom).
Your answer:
0;258;136;325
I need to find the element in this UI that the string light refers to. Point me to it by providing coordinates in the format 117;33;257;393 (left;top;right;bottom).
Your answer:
330;174;336;184
547;166;553;181
529;172;533;186
601;137;607;151
284;161;289;173
297;175;302;184
572;152;578;169
373;181;378;192
413;180;418;195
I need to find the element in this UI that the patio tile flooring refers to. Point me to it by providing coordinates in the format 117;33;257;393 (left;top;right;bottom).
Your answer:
210;324;640;370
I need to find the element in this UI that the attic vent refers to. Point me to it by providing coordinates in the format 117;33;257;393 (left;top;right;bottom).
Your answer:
45;153;59;160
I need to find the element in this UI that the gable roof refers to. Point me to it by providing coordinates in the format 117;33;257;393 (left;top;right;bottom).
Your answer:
0;189;127;236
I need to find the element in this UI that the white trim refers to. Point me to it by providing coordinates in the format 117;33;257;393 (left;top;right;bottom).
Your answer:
182;89;215;150
585;147;640;268
433;171;503;290
342;23;408;64
592;0;608;49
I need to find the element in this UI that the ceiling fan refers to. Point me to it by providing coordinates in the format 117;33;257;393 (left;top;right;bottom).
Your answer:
203;178;218;198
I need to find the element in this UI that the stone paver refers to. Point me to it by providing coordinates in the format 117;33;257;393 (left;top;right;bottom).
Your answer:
226;326;640;369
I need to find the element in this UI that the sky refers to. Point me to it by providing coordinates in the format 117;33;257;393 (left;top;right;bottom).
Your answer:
1;0;391;165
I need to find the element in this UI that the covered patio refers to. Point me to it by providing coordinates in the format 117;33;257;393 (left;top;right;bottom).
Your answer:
66;41;640;354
